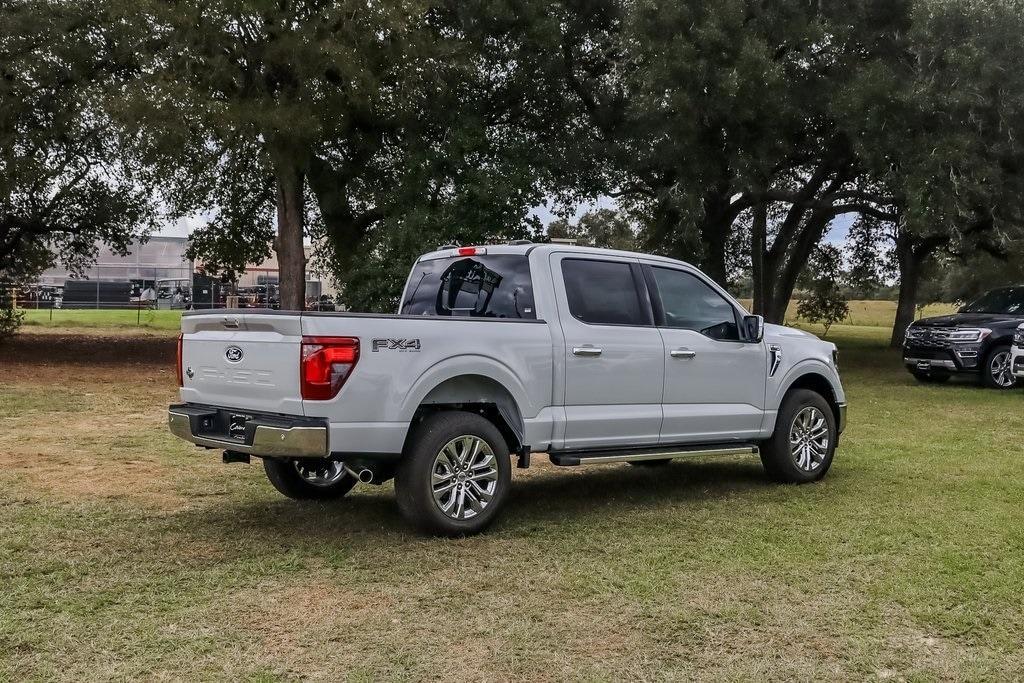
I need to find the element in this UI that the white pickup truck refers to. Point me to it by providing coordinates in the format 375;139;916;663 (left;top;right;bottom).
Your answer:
169;243;847;535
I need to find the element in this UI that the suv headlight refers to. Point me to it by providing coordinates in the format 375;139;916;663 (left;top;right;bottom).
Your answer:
904;325;921;340
1015;326;1024;344
947;328;991;343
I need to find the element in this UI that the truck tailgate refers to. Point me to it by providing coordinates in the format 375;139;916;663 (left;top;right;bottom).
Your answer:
179;312;304;415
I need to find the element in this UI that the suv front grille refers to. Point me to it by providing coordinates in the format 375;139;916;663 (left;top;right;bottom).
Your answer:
905;327;958;348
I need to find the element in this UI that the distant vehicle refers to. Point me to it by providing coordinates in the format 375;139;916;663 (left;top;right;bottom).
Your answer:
307;294;336;312
1011;324;1024;382
903;286;1024;389
169;243;847;535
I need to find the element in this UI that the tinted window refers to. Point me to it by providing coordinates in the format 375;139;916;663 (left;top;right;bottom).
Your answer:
651;267;739;340
961;287;1024;314
561;259;649;326
400;255;536;319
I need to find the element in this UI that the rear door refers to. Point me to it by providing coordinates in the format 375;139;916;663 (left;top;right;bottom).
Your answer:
550;253;665;450
642;264;767;444
179;312;305;415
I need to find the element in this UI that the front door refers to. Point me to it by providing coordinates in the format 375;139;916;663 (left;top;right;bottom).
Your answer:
551;254;665;450
643;264;767;444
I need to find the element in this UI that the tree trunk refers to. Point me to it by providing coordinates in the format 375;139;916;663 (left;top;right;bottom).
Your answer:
750;201;768;316
891;236;920;348
274;163;306;311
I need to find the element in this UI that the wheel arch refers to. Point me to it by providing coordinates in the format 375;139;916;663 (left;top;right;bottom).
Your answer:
780;370;842;429
404;373;526;455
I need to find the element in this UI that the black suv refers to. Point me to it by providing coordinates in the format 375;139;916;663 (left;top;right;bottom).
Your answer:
903;287;1024;389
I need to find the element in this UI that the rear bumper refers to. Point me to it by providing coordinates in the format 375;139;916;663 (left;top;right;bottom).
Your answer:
168;403;329;458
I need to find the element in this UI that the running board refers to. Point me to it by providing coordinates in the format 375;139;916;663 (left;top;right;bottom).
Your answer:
548;444;759;467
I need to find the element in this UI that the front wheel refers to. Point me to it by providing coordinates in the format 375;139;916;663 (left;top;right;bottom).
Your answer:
263;458;358;500
760;389;837;484
981;345;1016;389
395;411;511;536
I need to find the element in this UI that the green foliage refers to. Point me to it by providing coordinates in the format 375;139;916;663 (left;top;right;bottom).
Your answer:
0;0;155;286
796;245;850;336
0;287;23;341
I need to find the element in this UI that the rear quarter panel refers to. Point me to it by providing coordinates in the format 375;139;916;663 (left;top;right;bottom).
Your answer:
300;314;555;454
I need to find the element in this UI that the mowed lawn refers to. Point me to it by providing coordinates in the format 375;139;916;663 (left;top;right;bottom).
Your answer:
1;324;1022;681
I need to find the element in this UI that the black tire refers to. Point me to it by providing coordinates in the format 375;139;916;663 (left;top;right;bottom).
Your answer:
628;459;673;467
981;345;1016;389
912;371;950;384
262;458;358;500
395;411;512;537
760;389;837;484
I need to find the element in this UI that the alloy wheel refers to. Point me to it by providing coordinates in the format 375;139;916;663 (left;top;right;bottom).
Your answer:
431;435;499;520
789;406;830;472
989;350;1014;387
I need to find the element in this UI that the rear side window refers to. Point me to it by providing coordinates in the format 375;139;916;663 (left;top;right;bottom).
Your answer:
561;258;649;326
400;255;536;319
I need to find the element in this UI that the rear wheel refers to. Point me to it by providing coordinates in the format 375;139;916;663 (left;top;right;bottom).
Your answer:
981;345;1015;389
263;458;358;500
760;389;836;484
395;411;511;536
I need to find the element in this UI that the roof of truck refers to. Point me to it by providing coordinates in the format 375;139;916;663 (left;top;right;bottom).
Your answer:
417;242;696;269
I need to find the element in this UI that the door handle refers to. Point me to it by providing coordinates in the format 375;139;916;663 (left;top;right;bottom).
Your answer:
670;349;696;359
572;346;603;357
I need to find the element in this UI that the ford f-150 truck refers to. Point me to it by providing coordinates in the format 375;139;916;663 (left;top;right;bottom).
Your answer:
169;243;847;535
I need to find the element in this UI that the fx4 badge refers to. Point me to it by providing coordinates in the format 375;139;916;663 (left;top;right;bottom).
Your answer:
372;338;421;352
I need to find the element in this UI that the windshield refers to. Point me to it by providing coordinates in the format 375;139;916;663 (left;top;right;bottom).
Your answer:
400;255;536;319
960;287;1024;314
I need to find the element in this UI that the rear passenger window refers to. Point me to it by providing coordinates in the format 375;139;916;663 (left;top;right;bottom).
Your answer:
561;259;649;326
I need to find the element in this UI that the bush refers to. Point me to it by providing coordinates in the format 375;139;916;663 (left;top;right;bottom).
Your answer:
0;289;24;343
796;245;850;336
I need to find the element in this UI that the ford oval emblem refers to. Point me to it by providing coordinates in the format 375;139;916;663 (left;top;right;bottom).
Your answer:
225;346;244;363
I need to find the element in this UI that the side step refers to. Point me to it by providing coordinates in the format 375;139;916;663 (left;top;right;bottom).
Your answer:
548;443;759;467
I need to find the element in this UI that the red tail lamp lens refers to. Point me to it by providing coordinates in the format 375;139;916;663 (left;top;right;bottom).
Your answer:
301;336;359;400
457;247;477;256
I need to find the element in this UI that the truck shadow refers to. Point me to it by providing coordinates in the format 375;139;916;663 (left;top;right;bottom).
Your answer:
168;458;781;547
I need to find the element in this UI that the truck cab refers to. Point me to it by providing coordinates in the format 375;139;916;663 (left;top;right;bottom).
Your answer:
170;243;847;535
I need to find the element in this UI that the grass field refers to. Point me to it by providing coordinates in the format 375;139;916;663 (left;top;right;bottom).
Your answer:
20;308;184;330
1;324;1022;680
16;299;961;333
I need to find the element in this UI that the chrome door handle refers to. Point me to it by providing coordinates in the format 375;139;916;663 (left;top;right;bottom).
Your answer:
572;346;603;357
670;349;696;359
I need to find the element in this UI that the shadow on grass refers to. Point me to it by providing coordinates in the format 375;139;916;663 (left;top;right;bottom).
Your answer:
166;458;778;548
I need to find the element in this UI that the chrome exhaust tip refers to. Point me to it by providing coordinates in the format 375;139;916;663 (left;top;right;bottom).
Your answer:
343;464;375;484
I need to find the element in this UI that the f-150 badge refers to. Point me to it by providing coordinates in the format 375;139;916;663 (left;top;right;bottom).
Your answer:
372;338;421;352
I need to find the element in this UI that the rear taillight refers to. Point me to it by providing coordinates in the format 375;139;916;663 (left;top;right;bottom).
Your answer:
176;333;183;387
301;336;359;400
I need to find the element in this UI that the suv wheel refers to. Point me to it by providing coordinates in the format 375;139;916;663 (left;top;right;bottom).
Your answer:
760;389;837;484
395;411;512;536
263;458;358;500
982;345;1016;389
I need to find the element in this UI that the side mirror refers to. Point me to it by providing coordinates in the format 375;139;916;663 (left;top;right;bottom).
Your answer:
742;314;764;342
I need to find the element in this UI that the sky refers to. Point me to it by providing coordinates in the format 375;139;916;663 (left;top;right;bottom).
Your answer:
156;199;855;245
